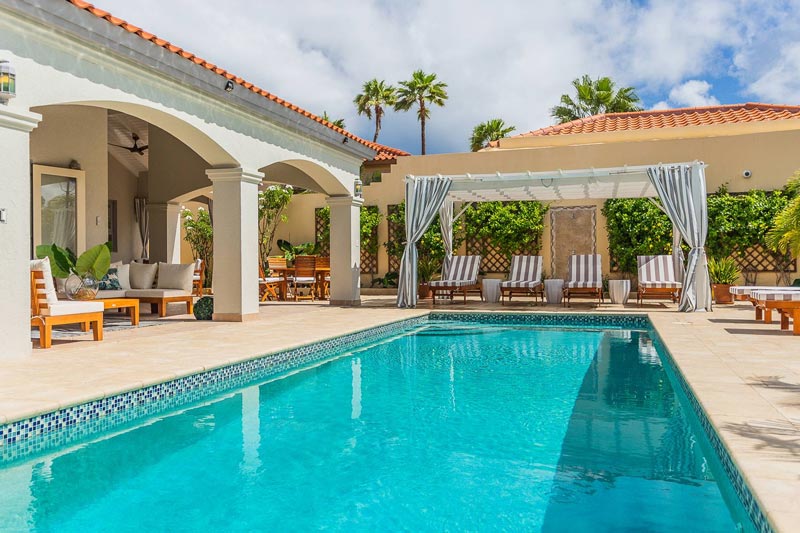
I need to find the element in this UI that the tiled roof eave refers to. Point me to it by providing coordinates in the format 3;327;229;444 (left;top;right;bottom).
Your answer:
51;0;408;159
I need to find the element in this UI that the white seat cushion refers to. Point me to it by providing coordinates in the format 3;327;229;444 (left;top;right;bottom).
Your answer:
125;289;191;298
294;276;316;283
96;289;129;299
41;300;104;317
157;263;195;291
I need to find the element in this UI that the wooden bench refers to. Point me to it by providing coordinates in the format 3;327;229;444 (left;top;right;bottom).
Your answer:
30;270;104;349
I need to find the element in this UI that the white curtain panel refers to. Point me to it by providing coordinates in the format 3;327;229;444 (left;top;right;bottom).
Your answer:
438;198;454;278
397;176;452;308
134;197;150;260
647;163;712;312
672;223;685;283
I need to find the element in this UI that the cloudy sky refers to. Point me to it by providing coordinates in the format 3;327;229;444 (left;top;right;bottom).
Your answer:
97;0;800;154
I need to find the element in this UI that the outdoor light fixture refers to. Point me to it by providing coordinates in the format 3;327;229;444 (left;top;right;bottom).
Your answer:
0;60;16;103
224;80;234;92
342;137;349;144
354;178;363;198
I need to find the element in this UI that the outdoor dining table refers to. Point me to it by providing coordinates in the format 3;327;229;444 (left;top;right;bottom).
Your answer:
269;266;331;300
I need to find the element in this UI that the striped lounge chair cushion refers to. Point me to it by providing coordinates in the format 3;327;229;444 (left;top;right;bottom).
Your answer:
429;279;476;288
565;254;602;289
729;286;800;297
429;255;481;287
500;280;541;289
500;255;542;289
638;255;682;289
751;290;800;302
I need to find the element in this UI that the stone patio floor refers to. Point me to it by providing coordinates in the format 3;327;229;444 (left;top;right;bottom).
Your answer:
2;296;799;531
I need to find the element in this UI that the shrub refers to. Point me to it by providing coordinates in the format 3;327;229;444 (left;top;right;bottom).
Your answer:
193;296;214;320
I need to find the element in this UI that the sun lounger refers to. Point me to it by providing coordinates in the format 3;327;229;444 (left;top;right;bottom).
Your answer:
563;254;603;305
637;255;682;305
750;290;800;334
429;255;482;303
500;255;543;305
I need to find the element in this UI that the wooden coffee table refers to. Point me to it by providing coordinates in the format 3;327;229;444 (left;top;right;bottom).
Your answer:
100;298;140;326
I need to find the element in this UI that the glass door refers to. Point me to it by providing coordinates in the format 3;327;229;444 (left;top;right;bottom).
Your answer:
32;165;86;254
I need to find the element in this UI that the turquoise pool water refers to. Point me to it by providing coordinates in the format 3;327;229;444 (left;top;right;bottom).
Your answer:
0;321;752;532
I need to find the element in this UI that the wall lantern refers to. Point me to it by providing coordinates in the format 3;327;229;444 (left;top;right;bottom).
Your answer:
0;60;16;102
224;80;234;93
354;178;363;198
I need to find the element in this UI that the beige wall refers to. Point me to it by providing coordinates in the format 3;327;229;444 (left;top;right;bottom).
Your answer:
281;127;800;283
147;125;211;203
107;155;141;262
30;105;109;252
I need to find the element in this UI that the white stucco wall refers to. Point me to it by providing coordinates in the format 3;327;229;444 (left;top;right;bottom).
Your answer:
29;105;109;252
0;106;41;357
108;154;142;262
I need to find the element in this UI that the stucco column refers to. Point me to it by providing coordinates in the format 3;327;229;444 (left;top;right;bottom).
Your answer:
0;106;41;357
207;167;263;321
327;195;363;306
147;202;181;264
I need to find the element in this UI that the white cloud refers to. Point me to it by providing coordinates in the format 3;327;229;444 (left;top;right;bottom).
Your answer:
666;80;721;108
747;43;800;102
651;101;671;110
88;0;800;154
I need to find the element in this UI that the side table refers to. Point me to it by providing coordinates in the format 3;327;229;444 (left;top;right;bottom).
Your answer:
609;279;631;305
544;279;564;304
482;278;501;303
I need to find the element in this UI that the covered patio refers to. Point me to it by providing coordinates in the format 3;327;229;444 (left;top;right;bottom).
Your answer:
397;162;713;312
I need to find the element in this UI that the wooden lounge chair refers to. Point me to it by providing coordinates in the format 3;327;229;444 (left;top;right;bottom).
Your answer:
315;255;330;299
30;270;104;349
751;290;800;334
192;258;204;297
429;255;482;304
637;255;682;305
259;263;282;302
500;255;544;305
563;254;603;305
292;255;317;301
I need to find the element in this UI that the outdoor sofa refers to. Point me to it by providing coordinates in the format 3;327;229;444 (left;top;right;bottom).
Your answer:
96;261;194;317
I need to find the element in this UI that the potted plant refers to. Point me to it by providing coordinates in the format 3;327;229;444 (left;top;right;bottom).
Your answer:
417;256;441;299
35;242;112;301
708;256;740;304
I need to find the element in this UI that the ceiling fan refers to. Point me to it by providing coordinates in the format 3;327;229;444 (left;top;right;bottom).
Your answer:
108;133;148;155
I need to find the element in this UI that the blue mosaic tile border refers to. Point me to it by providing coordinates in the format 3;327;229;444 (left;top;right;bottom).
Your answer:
428;311;650;329
649;330;773;533
0;315;428;464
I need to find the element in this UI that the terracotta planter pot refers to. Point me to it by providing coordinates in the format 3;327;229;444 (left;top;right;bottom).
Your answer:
418;283;432;300
712;284;734;304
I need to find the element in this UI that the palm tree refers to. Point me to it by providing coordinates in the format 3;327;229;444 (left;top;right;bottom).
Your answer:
766;196;800;258
395;70;448;155
354;79;396;143
321;111;346;129
551;75;642;124
470;119;516;152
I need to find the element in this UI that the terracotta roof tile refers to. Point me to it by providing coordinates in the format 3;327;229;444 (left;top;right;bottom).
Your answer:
512;103;800;138
64;0;409;159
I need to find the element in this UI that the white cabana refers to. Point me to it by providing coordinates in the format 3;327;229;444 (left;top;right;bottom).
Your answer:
396;161;712;312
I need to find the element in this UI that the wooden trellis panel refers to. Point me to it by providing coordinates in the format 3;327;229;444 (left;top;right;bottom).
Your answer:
387;204;403;273
466;236;540;274
315;207;378;274
732;244;796;274
314;208;330;256
360;206;379;274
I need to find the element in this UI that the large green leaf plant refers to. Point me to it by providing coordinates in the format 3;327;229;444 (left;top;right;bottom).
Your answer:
35;242;112;280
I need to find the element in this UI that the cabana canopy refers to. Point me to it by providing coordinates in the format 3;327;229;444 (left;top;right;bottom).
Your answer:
397;161;711;312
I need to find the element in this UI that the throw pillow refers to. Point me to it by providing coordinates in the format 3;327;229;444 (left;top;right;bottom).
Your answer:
116;263;131;289
30;256;59;305
156;262;194;292
129;262;158;289
98;268;122;291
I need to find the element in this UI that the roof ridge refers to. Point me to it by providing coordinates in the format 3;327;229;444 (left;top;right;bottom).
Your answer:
64;0;409;157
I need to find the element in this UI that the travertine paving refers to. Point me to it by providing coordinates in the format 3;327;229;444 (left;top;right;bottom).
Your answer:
1;297;798;531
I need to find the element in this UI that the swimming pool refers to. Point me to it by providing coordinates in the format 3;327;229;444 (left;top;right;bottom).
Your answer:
0;316;755;531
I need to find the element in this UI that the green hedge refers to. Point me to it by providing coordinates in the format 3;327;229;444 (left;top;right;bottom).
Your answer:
603;185;795;275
